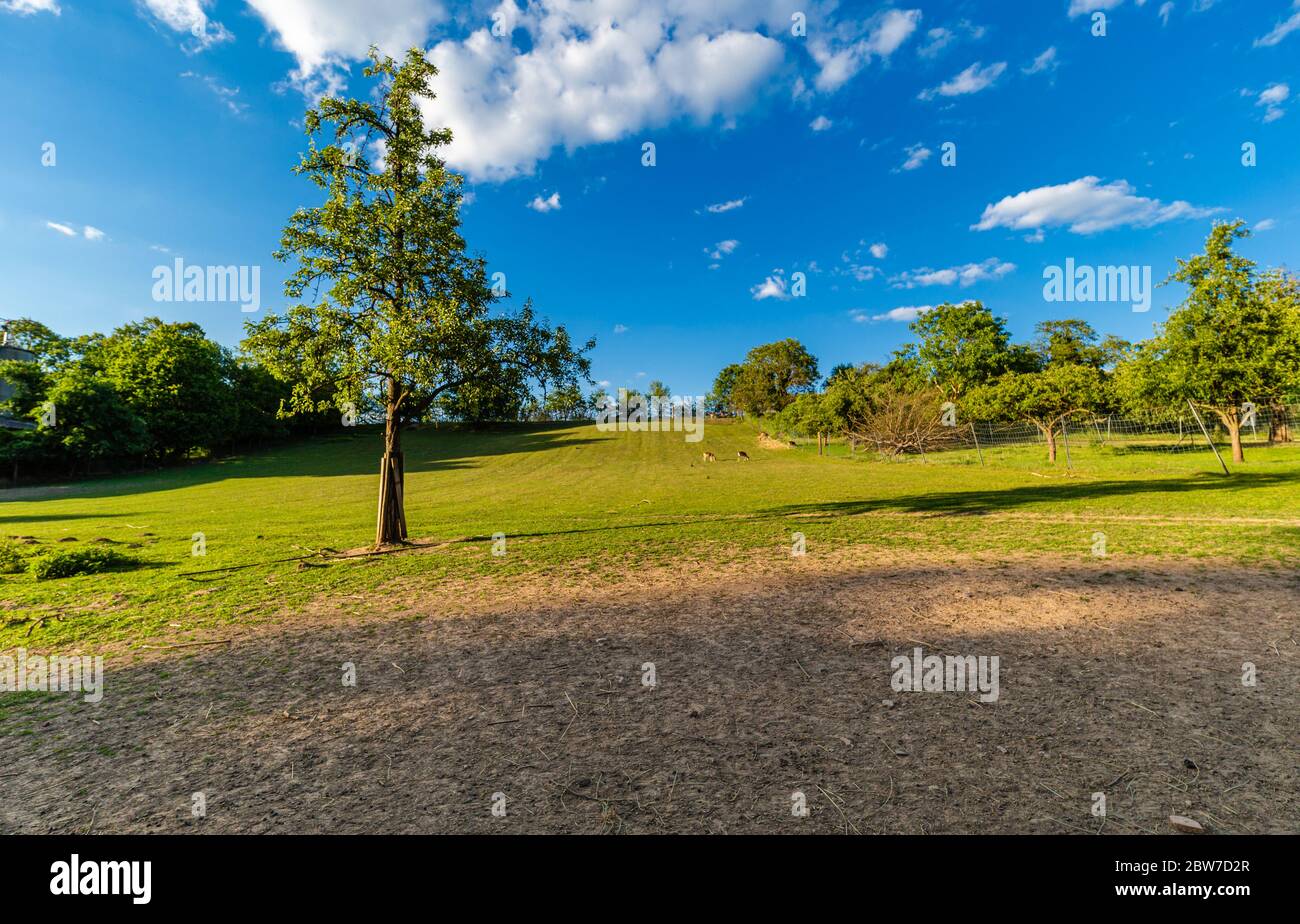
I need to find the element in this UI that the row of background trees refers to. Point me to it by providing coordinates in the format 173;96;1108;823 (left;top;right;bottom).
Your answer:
708;222;1300;463
0;312;589;481
5;222;1295;480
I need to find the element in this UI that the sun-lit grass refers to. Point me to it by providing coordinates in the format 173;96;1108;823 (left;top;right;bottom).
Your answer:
4;418;1298;650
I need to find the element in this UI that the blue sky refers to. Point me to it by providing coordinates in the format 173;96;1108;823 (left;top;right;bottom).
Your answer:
2;0;1298;396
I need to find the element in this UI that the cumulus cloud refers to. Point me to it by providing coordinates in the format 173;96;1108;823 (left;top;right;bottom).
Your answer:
857;305;930;323
421;10;786;181
972;176;1219;235
526;191;561;212
707;239;739;260
919;61;1006;100
1;0;59;14
1255;1;1300;47
243;0;445;98
809;115;833;132
807;8;922;93
890;259;1015;289
1068;0;1125;17
870;242;888;259
239;2;923;180
898;143;932;171
917;20;985;59
82;226;105;240
141;0;232;51
1255;82;1289;121
751;273;790;300
917;27;955;58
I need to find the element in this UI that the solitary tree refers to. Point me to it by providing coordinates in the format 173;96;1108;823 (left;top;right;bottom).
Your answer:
245;48;591;545
1115;221;1297;462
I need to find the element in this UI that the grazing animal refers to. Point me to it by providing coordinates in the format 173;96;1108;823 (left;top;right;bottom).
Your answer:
703;451;716;463
737;450;751;462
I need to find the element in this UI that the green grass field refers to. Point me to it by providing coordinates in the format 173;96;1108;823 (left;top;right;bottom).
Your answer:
4;418;1298;650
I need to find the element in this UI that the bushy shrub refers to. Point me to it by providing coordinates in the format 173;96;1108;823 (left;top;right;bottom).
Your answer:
27;547;137;580
0;541;32;574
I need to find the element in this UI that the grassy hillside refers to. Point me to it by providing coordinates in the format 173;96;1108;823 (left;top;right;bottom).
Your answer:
4;418;1299;650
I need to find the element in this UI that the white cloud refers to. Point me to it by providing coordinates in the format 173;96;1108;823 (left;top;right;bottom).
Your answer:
426;14;780;179
707;239;739;260
867;305;933;322
244;0;445;98
973;176;1218;234
1068;0;1125;17
612;324;628;334
1255;1;1300;47
420;4;787;180
240;2;920;180
526;191;561;212
46;220;106;240
705;197;746;213
917;28;954;58
869;242;888;259
180;71;247;116
141;0;231;51
890;258;1015;289
751;274;790;300
919;61;1007;100
808;8;922;93
1023;47;1058;75
917;20;985;59
809;115;833;132
1255;218;1277;231
1256;82;1289;121
1;0;59;14
898;143;931;170
1159;2;1174;26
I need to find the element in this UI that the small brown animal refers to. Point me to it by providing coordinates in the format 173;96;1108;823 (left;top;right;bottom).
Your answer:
703;451;716;463
737;450;751;461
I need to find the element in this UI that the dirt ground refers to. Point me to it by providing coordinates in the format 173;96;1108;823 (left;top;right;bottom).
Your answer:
2;549;1297;834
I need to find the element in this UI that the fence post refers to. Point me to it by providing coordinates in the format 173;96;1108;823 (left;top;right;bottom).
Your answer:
970;422;984;467
1060;418;1073;470
1187;400;1230;476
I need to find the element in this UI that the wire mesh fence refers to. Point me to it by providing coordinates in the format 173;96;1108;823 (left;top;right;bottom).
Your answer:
868;402;1300;473
973;405;1287;450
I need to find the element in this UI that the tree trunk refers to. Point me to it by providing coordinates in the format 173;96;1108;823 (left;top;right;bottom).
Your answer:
1043;425;1057;463
375;386;408;547
1268;403;1291;443
1228;417;1244;463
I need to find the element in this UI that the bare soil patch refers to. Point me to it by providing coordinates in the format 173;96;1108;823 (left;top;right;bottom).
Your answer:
2;550;1296;834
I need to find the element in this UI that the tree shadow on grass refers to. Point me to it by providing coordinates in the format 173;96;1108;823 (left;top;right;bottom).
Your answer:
3;558;1294;833
2;424;603;506
763;471;1296;520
